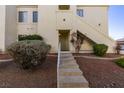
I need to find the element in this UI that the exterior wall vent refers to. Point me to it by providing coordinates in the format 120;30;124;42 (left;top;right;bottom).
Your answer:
58;5;70;10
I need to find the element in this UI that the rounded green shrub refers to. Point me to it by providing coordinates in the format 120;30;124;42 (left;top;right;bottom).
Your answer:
18;34;43;41
7;40;51;69
93;44;108;56
115;58;124;68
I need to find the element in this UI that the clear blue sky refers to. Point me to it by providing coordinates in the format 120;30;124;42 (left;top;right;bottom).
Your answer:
109;5;124;40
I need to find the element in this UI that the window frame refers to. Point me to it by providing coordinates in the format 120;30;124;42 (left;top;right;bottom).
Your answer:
77;9;84;17
32;11;38;23
18;11;28;23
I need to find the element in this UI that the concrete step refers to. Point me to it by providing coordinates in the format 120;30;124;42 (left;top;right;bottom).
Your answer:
59;68;83;73
60;53;73;57
61;52;72;55
60;62;78;67
60;55;74;58
60;65;79;69
59;76;89;88
59;71;82;76
58;52;89;88
59;82;89;88
61;51;71;53
60;60;77;63
60;55;73;58
60;58;75;62
60;56;73;59
61;54;72;56
59;76;88;83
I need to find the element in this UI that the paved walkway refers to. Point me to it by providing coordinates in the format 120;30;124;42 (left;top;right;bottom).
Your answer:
48;54;124;60
58;52;89;88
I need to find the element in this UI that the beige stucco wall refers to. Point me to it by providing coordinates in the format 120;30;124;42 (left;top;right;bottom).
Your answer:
37;5;115;53
17;6;38;35
72;6;116;53
76;14;116;53
77;6;109;36
0;5;17;52
37;5;80;53
0;5;116;53
5;5;17;49
80;40;93;53
37;5;58;52
0;6;6;51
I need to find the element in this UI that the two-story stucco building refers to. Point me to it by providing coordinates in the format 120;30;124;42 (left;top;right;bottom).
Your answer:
0;5;116;53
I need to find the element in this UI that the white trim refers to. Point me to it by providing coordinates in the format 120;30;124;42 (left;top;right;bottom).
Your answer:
0;58;13;62
74;55;124;60
57;42;61;88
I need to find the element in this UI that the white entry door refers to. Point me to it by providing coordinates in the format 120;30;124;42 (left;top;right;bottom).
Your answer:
17;7;38;35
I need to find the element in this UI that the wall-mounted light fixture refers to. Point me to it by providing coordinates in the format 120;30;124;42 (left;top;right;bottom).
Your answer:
98;23;101;26
63;18;66;21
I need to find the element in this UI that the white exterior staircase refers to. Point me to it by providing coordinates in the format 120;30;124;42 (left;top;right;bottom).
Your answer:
75;16;116;53
58;52;89;88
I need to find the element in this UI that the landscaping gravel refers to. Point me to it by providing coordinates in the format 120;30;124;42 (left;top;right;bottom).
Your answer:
0;56;57;88
75;57;124;88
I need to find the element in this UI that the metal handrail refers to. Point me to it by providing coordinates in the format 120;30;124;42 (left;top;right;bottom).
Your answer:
57;42;61;88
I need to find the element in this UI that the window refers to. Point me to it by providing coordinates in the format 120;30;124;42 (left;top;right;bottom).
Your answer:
121;45;124;50
58;5;70;10
33;11;38;23
77;9;84;17
18;11;28;22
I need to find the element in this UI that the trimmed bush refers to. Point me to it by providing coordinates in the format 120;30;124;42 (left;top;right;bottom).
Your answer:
93;44;108;56
18;34;43;41
115;58;124;68
7;40;51;69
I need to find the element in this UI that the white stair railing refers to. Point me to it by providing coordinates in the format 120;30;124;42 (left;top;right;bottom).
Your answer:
57;42;61;88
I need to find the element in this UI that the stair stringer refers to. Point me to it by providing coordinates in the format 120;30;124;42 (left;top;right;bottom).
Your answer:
75;16;116;53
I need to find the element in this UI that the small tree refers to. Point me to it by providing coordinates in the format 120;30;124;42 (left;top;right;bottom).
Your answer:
116;44;121;54
70;32;83;53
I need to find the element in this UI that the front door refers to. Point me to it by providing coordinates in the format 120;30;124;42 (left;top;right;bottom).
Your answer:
59;30;70;51
17;7;38;35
